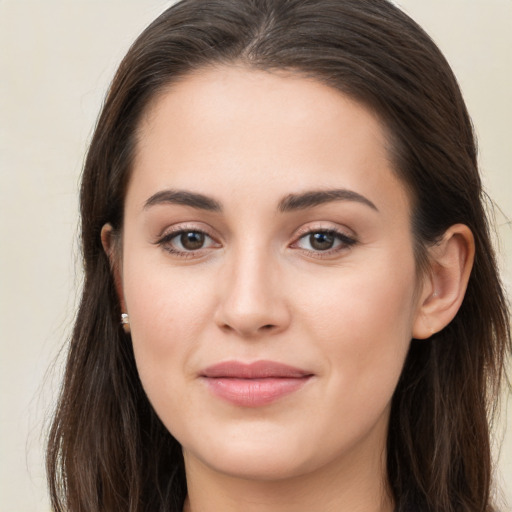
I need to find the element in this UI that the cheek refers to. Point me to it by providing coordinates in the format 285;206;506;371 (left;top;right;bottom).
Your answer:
302;268;416;333
124;256;212;334
296;253;418;396
289;262;417;456
121;258;215;393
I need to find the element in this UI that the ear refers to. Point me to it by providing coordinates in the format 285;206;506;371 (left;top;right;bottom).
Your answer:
101;223;129;332
412;224;475;339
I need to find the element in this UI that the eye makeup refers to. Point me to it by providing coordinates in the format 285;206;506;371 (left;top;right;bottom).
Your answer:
153;222;357;261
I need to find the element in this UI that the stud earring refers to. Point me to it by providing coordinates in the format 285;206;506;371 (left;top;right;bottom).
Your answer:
121;313;131;333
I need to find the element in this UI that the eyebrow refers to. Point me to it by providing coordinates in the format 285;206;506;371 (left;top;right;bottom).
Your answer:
277;189;378;212
144;190;222;212
143;188;378;213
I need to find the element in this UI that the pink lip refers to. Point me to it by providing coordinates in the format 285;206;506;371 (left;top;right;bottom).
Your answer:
200;360;313;407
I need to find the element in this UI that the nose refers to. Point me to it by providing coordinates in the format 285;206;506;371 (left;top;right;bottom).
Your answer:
214;247;291;338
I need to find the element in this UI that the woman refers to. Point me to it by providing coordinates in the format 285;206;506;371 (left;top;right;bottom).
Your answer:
46;0;511;511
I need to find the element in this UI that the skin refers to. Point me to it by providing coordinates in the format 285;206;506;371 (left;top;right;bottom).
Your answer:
103;66;474;512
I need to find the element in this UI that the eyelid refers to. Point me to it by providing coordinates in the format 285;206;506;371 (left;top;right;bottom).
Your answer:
155;222;217;240
289;223;358;257
153;221;357;259
154;223;221;258
292;222;355;239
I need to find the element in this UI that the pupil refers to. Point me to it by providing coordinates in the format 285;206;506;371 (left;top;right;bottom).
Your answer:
310;232;334;250
181;232;204;250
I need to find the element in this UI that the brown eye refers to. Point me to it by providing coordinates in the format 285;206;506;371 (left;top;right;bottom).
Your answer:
309;232;335;251
180;231;205;250
157;228;219;257
294;229;357;255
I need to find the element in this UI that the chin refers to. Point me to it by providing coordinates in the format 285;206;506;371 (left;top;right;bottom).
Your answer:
181;427;319;481
177;403;391;484
190;447;315;482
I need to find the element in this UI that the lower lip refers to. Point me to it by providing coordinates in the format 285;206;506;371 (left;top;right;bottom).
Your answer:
203;377;311;407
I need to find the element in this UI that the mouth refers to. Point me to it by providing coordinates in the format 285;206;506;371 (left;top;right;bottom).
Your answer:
199;360;314;407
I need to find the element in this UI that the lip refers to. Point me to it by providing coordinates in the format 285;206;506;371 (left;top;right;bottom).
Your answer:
200;360;313;407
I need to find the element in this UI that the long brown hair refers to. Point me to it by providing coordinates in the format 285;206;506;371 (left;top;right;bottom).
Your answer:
46;1;511;511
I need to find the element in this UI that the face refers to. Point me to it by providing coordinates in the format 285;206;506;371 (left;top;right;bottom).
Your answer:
116;66;426;482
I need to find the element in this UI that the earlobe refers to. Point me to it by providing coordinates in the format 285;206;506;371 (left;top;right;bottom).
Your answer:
101;224;129;331
412;224;475;339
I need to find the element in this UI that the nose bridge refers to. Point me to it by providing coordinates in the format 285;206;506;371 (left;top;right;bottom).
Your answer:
215;239;289;336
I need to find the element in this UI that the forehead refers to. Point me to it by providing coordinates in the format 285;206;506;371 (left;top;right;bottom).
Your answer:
129;65;410;217
138;65;390;156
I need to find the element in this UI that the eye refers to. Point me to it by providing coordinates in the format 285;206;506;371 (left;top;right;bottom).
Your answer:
293;229;356;254
177;231;207;251
156;228;219;256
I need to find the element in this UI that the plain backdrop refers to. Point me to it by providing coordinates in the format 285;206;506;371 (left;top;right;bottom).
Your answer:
0;1;510;510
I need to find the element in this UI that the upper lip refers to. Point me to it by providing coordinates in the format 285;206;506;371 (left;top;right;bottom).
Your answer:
200;360;313;379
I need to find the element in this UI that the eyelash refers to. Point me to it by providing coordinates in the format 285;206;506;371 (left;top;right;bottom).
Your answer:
291;228;357;258
155;226;357;259
155;225;219;259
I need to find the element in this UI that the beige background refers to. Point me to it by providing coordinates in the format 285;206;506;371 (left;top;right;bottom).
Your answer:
0;1;510;510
